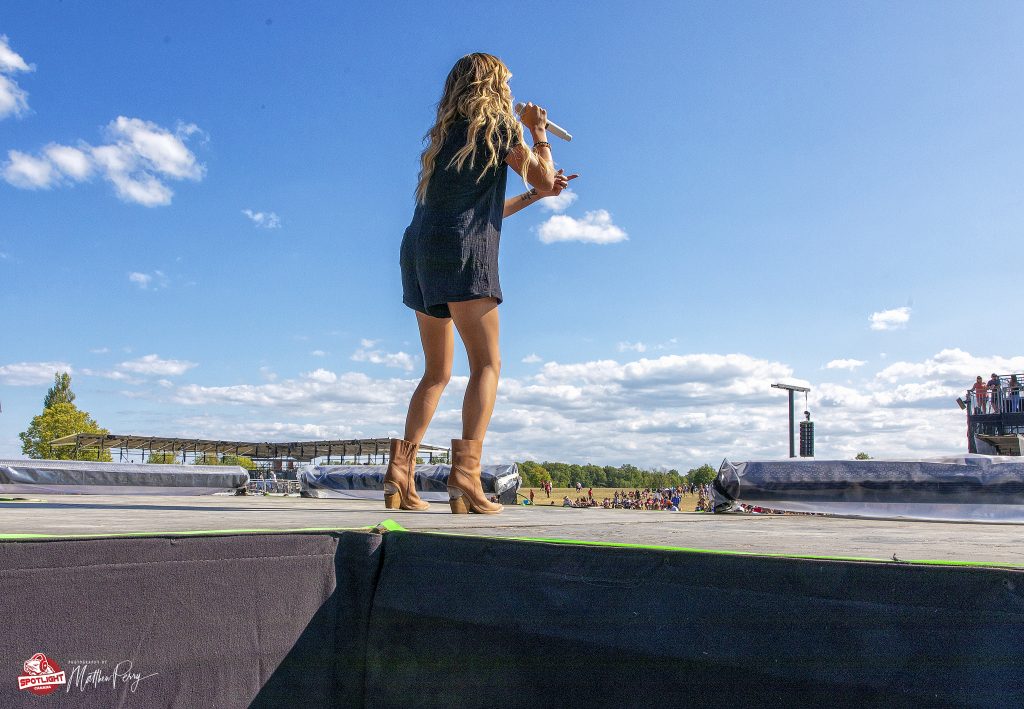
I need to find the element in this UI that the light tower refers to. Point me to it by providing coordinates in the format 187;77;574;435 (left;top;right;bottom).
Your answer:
771;383;811;458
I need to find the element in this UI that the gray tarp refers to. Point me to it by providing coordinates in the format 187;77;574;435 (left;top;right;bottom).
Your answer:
300;463;521;504
0;458;249;495
713;454;1024;523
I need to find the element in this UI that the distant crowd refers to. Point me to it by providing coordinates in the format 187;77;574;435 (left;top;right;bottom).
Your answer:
527;482;718;513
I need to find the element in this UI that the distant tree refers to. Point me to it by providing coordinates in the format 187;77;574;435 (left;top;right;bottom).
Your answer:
19;402;111;461
193;454;256;470
222;455;256;470
518;461;551;487
43;372;76;409
147;452;180;464
855;452;872;460
684;464;717;487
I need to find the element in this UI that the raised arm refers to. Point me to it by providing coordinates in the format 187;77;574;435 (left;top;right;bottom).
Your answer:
505;102;556;192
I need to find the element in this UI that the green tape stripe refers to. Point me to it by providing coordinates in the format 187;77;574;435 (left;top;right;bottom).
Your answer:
396;528;1024;570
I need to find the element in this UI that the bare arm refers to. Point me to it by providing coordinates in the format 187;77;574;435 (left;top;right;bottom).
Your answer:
503;188;540;219
503;170;579;218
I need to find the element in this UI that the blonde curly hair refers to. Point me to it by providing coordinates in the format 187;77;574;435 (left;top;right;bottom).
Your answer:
415;53;533;205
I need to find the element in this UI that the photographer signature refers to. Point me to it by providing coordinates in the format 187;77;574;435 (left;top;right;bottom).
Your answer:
66;661;158;694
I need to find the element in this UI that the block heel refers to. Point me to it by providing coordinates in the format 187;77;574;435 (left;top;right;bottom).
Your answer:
448;487;470;514
384;482;401;510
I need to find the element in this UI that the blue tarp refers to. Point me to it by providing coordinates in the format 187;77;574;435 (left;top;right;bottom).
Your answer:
713;454;1024;522
300;463;521;504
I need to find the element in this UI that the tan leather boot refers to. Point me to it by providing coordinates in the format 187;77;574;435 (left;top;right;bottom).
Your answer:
383;438;429;511
447;439;503;514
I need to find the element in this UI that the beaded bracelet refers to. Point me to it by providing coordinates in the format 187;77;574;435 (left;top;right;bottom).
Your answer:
533;141;551;149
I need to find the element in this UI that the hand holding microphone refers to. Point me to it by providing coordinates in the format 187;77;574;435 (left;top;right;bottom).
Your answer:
515;101;573;142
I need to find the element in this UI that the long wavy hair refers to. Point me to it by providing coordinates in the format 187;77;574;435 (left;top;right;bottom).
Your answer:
415;53;531;205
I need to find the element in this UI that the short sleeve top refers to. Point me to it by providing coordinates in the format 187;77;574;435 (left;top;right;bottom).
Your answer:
408;118;520;239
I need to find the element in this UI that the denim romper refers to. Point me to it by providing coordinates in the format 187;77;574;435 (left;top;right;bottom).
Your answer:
401;118;518;319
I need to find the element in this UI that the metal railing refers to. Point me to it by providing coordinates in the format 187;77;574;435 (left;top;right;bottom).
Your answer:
966;374;1024;415
247;478;301;494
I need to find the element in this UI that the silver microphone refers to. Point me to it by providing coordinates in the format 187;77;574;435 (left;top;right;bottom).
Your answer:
514;102;573;142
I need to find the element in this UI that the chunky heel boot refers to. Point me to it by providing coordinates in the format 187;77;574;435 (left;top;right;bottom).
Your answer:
447;439;503;515
382;438;429;511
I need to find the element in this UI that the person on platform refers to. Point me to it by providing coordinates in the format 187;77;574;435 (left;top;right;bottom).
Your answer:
1010;375;1021;413
972;376;988;414
383;53;577;514
986;373;1003;413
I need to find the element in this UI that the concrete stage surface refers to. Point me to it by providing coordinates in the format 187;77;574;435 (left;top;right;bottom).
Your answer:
1;493;1020;566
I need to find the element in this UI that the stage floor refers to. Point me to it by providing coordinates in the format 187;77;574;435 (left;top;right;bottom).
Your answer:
1;493;1021;566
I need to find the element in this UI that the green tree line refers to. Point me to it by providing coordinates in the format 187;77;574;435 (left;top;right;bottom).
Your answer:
517;461;717;489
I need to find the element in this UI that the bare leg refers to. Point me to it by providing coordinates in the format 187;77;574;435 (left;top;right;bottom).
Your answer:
448;298;501;441
403;311;454;443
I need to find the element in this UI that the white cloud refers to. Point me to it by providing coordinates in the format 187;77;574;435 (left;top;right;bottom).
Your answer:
825;358;867;370
3;117;205;206
305;368;337;384
536;209;628;245
128;272;152;289
351;341;415;371
44;144;94;181
539;188;578;213
618;341;647;353
259;366;278;382
875;348;1024;385
310;350;327;357
127;270;168;290
521;353;543;364
89;347;110;354
242;209;281;229
869;306;911;331
80;368;138;383
94;347;1009;468
118;354;197;376
0;35;33;120
0;361;72;386
2;150;55;188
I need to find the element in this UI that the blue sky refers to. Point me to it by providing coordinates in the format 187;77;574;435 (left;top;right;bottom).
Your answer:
1;2;1023;467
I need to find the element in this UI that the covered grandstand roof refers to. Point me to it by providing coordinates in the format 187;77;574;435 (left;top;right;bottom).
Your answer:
49;434;448;462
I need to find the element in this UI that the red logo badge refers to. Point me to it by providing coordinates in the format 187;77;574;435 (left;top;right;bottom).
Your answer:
18;653;66;696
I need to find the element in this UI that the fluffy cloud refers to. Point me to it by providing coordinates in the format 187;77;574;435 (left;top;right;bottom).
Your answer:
539;188;578;212
521;353;543;364
618;341;647;353
0;35;32;120
351;339;415;371
44;347;1010;469
242;209;281;229
118;354;197;376
869;307;911;331
173;369;412;414
3;117;205;206
0;361;72;386
536;209;627;245
825;358;867;370
128;270;168;290
875;348;1024;386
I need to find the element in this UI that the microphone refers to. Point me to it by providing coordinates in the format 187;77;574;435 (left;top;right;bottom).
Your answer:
514;102;573;142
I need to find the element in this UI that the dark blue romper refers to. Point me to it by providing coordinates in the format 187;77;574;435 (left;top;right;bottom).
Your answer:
401;118;519;319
